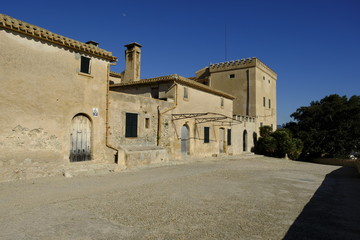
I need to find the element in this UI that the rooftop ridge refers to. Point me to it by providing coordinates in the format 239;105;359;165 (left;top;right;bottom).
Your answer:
110;71;122;77
210;57;256;68
210;57;277;77
110;74;234;99
0;14;117;62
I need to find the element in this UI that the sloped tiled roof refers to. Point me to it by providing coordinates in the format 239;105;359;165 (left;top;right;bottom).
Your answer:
0;14;117;62
110;74;235;99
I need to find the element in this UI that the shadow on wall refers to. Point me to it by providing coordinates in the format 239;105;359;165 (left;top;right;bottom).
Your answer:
283;167;360;240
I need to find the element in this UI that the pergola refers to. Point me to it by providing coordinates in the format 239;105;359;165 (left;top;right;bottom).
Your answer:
171;112;242;126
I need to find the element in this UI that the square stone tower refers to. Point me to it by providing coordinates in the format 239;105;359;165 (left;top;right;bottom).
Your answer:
195;58;277;131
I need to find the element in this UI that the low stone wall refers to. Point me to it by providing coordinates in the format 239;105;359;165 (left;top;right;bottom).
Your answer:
121;145;169;168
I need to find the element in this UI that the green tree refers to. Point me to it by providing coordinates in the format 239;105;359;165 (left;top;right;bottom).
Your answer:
260;125;273;138
285;94;360;159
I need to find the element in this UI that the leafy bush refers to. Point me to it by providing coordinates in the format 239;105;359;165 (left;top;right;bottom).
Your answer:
255;127;303;160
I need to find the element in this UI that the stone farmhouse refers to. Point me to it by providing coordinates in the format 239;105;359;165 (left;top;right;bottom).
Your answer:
0;14;277;180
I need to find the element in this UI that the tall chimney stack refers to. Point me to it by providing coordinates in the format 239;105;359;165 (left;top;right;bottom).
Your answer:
123;42;142;82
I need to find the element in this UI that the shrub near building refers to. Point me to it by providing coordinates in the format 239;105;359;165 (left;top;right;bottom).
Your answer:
255;126;303;160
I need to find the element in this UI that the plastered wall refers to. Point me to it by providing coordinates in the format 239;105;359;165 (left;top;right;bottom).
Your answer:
0;29;114;166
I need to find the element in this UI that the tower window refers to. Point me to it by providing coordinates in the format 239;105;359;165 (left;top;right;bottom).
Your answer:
269;99;271;108
229;74;235;78
263;97;266;107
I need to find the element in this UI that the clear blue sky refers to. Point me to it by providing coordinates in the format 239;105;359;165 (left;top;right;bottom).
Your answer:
3;0;360;124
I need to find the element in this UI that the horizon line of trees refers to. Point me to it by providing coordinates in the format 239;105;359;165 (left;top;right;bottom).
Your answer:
255;94;360;160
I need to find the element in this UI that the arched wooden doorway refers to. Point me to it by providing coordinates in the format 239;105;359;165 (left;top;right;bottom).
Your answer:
181;124;190;156
243;130;248;152
70;114;92;162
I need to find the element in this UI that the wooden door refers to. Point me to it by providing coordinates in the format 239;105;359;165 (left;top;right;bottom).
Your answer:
70;115;92;162
181;125;189;156
219;128;225;153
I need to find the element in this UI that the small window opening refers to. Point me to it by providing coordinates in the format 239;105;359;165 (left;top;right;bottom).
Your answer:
220;98;224;107
229;74;235;78
204;127;210;143
80;56;91;74
184;87;188;99
269;99;271;108
145;118;150;128
263;76;265;80
263;97;266;107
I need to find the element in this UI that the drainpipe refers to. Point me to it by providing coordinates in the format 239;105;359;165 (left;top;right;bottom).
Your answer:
106;62;119;163
157;83;178;146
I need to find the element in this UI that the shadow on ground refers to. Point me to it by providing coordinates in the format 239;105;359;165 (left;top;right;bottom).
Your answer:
283;167;360;240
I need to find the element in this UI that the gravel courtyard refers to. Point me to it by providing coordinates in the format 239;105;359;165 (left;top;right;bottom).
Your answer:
1;155;359;240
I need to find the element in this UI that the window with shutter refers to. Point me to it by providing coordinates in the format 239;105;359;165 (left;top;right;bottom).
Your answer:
125;113;138;137
204;127;210;143
80;56;91;74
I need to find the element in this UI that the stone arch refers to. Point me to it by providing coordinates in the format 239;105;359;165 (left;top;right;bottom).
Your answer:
181;124;190;156
243;130;248;152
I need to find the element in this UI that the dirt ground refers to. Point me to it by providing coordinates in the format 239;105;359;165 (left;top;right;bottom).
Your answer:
1;155;359;240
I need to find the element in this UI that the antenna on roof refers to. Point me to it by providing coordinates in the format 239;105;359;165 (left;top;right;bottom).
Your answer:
224;24;229;61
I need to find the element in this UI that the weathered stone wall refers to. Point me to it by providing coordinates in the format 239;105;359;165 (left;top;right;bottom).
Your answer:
108;91;173;146
0;28;114;168
108;92;173;167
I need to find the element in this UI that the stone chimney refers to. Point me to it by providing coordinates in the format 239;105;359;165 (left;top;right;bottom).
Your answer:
123;42;142;82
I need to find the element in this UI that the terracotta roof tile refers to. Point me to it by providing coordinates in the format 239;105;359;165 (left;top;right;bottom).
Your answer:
0;14;117;62
110;74;235;99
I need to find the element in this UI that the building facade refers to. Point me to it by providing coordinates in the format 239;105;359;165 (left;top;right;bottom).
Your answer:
0;14;117;172
0;14;276;180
